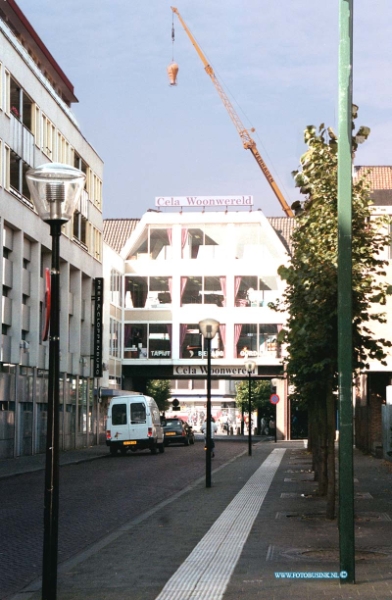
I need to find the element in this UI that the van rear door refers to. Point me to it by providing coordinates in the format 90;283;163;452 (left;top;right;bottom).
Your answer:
129;400;148;440
111;402;129;442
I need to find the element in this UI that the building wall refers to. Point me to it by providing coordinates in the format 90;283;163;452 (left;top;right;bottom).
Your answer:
0;4;103;457
105;210;291;439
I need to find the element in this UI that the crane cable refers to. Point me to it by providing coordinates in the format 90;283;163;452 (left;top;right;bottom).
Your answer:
171;13;175;61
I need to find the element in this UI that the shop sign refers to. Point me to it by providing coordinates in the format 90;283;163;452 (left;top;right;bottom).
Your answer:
155;195;253;208
93;278;104;377
173;365;256;376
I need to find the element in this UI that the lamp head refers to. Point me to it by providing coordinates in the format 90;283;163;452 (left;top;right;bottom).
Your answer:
245;359;256;374
26;162;85;223
199;318;220;339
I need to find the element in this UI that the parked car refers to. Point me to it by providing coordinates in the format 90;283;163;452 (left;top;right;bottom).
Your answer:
163;418;195;446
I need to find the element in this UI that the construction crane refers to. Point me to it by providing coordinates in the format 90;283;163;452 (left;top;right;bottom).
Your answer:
170;6;294;218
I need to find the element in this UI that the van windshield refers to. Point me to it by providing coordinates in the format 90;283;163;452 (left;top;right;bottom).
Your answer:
131;402;146;424
112;404;127;425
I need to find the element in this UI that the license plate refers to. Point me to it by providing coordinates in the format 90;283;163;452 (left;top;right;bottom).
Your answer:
123;441;137;445
165;432;176;436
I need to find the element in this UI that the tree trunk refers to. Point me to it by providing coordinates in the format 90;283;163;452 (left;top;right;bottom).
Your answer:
325;379;336;519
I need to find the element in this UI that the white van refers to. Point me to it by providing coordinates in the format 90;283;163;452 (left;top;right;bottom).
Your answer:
106;394;164;456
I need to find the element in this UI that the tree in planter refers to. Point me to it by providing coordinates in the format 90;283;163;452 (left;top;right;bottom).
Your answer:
146;379;171;412
235;379;272;433
274;110;392;519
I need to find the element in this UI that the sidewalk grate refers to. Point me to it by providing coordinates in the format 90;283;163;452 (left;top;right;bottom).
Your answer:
155;448;286;600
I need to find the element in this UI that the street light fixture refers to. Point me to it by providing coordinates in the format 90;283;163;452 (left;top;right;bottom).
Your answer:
199;318;220;488
26;163;85;600
245;360;256;456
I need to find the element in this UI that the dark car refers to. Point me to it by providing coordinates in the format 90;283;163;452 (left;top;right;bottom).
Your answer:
163;418;195;446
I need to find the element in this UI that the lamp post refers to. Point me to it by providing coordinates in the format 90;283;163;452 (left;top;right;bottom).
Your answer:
245;360;256;456
26;163;85;600
199;318;220;488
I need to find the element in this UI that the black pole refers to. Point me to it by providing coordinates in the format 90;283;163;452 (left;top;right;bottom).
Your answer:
206;337;212;488
241;404;244;435
248;372;252;456
42;220;61;600
275;403;277;444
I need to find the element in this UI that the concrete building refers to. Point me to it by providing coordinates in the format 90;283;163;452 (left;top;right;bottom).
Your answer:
0;0;103;457
102;211;294;438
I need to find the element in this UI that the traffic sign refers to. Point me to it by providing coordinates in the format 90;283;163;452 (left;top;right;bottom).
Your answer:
270;394;280;405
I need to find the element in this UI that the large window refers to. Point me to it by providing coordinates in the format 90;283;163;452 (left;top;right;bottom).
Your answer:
124;276;171;308
235;275;278;307
180;323;225;359
233;224;263;260
109;318;122;358
129;226;172;260
182;224;227;259
124;324;172;359
235;324;280;358
181;276;226;307
110;269;123;306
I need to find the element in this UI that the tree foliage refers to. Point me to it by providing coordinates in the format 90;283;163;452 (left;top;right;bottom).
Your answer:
273;110;391;517
235;380;272;415
146;379;171;412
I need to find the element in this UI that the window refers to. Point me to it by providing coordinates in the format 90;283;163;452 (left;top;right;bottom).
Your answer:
73;211;88;246
148;324;171;358
124;276;171;308
235;323;279;358
181;276;226;307
112;403;127;425
42;114;55;157
110;269;123;306
180;323;225;359
131;402;146;424
129;226;172;260
235;275;278;307
109;318;121;358
9;153;32;203
182;224;227;259
123;323;172;359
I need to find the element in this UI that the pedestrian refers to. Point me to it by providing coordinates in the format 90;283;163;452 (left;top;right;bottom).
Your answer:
269;416;276;436
201;417;217;457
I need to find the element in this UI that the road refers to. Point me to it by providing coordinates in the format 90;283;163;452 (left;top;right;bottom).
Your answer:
1;438;248;599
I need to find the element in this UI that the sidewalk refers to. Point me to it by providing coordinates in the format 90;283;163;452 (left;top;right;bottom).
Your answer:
0;445;109;480
8;441;392;600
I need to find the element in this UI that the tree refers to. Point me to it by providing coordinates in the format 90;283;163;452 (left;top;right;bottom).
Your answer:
235;380;272;432
274;110;392;519
146;379;171;412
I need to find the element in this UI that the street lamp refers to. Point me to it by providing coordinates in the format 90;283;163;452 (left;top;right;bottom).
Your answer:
245;360;256;456
26;163;85;600
199;318;220;488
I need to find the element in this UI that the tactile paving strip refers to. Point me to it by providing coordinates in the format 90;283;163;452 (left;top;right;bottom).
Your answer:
155;448;286;600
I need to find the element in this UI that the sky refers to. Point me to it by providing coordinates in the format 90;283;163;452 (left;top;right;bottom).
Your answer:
16;0;392;219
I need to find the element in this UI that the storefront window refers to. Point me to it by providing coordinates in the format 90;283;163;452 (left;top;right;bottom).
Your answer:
180;323;225;358
180;324;202;359
235;323;279;358
148;324;172;358
124;324;172;359
124;324;148;358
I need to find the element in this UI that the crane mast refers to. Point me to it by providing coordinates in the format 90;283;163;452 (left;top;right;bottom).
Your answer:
171;6;294;218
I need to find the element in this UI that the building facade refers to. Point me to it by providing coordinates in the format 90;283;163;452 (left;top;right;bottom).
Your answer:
0;1;103;457
102;211;293;438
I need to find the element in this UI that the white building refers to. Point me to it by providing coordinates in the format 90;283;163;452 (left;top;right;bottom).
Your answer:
0;1;103;457
103;210;294;439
